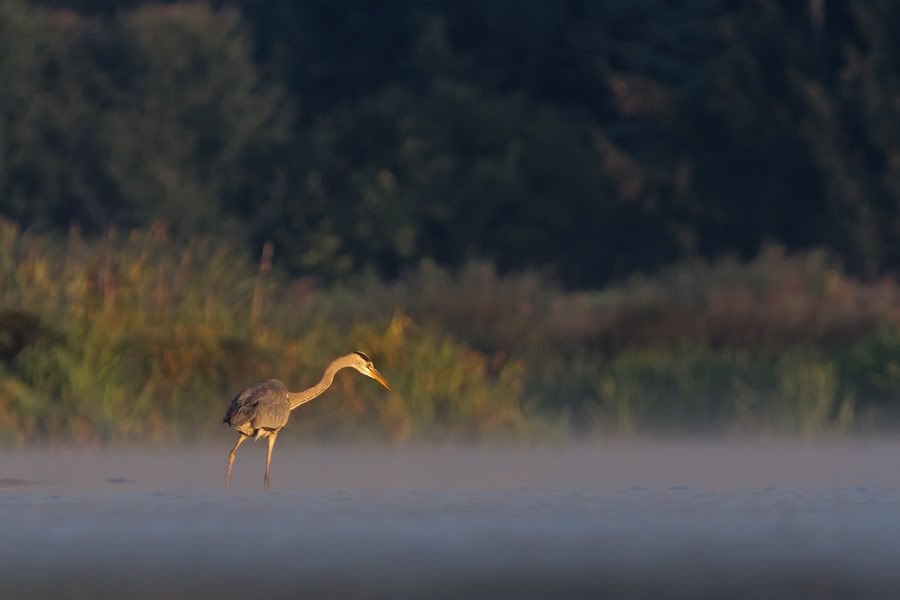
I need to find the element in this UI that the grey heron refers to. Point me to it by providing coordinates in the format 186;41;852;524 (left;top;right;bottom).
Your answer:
222;351;391;488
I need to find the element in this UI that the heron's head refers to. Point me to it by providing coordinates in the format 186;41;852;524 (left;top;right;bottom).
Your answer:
350;351;392;390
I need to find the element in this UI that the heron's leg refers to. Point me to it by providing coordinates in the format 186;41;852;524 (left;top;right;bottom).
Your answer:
264;432;278;490
226;433;249;488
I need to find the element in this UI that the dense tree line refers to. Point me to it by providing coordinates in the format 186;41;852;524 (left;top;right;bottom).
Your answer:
2;0;900;286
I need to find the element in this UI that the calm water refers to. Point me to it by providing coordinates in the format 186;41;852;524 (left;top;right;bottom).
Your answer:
2;440;900;598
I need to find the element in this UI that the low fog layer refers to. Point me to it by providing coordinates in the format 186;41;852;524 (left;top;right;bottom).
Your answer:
2;440;899;598
4;438;899;490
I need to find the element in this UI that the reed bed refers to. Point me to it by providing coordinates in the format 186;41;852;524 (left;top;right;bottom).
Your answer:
1;220;899;443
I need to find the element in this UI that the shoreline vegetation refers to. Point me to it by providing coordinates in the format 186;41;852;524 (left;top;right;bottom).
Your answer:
2;221;900;444
4;2;900;443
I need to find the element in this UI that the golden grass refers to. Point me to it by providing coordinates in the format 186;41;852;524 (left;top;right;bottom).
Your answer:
1;220;898;443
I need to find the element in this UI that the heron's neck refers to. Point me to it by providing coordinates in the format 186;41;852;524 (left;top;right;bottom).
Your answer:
288;356;352;410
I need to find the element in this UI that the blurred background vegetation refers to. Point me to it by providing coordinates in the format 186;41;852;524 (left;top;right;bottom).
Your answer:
2;0;900;442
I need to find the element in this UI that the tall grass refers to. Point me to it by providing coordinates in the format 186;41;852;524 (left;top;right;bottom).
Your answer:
1;219;899;443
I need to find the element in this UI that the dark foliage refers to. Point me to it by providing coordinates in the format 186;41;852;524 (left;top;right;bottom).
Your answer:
4;1;900;285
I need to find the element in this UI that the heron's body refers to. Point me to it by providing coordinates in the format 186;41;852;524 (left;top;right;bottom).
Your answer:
223;352;391;488
223;379;291;439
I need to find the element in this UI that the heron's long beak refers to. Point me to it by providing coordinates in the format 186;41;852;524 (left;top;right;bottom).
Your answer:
369;367;392;391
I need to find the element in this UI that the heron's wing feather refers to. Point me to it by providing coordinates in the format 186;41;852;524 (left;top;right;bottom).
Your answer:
223;380;290;430
252;396;291;430
223;397;250;426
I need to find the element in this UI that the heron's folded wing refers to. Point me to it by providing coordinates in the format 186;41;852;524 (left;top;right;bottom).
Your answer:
223;391;257;426
252;395;290;430
225;379;290;429
224;382;267;425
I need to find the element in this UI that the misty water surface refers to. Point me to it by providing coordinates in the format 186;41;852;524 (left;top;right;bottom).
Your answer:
2;440;900;598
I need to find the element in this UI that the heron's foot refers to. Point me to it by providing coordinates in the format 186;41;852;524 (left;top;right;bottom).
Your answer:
264;476;271;490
